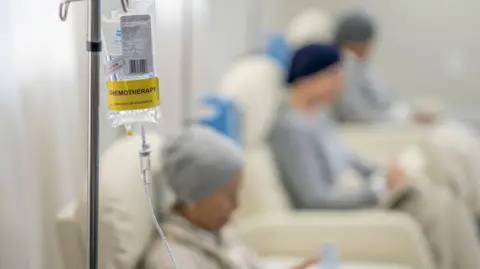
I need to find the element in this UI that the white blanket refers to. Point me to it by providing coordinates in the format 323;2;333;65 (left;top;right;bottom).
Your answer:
421;119;480;215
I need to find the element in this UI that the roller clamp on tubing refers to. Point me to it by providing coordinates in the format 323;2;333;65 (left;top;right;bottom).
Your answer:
139;143;152;185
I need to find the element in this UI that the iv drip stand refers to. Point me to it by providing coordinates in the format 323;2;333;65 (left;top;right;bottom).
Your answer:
58;0;130;268
86;0;102;268
59;0;105;267
58;0;129;268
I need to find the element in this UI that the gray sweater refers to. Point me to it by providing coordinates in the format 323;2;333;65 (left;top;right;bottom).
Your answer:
268;105;382;210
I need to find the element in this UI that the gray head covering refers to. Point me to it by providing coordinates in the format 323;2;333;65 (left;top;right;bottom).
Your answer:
162;125;244;204
334;11;376;45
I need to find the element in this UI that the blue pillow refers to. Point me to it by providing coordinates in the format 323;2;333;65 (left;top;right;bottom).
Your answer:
198;94;243;147
265;33;291;72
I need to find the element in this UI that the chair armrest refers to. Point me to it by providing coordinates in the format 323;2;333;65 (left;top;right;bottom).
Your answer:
340;125;430;165
236;211;434;269
56;201;85;269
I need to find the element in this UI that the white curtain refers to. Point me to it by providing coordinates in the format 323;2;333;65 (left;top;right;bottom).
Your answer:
0;0;106;268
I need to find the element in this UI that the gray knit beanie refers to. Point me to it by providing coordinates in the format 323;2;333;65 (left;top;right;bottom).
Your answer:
162;125;244;204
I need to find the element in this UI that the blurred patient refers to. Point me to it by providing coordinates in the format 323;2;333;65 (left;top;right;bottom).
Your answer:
268;43;480;269
330;11;434;124
146;126;316;269
330;11;480;217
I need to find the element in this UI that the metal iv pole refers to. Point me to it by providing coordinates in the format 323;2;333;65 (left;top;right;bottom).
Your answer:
85;0;101;268
58;0;128;268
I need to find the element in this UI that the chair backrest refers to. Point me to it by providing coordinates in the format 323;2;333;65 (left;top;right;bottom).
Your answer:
265;33;291;72
70;133;163;269
199;94;243;147
219;56;292;219
285;8;332;49
263;9;332;74
56;201;84;269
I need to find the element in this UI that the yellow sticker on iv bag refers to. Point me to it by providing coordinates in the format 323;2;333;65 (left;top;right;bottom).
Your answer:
107;77;160;111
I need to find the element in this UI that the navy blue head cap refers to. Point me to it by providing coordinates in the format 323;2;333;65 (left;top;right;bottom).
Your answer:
287;43;341;85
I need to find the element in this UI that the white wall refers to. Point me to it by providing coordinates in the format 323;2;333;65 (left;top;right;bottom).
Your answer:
189;0;290;119
289;0;480;112
189;0;250;119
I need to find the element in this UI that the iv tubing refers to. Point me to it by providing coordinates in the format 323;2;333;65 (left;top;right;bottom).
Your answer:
143;184;178;269
139;124;178;269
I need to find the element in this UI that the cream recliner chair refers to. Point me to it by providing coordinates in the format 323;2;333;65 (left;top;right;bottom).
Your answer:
218;55;434;269
57;133;165;269
340;125;430;166
285;8;333;49
56;130;429;269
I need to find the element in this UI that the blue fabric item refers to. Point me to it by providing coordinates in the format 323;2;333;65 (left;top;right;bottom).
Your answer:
287;43;341;85
266;33;291;72
198;94;243;147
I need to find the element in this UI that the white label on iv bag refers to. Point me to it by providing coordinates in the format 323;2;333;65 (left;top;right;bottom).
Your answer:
120;15;154;76
103;22;122;57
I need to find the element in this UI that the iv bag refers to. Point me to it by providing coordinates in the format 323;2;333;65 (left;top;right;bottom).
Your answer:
102;0;161;128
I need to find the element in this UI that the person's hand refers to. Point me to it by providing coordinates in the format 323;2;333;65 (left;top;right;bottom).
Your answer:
290;257;319;269
386;164;406;192
411;110;436;125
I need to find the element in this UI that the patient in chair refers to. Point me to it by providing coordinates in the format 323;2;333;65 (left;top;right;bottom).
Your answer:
146;126;316;269
330;11;436;124
268;43;480;269
330;10;480;220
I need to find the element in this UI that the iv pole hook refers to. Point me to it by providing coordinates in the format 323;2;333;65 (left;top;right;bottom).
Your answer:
121;0;130;13
59;0;83;21
59;0;128;22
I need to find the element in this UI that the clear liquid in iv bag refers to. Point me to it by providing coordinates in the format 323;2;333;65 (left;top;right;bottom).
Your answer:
102;0;161;128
